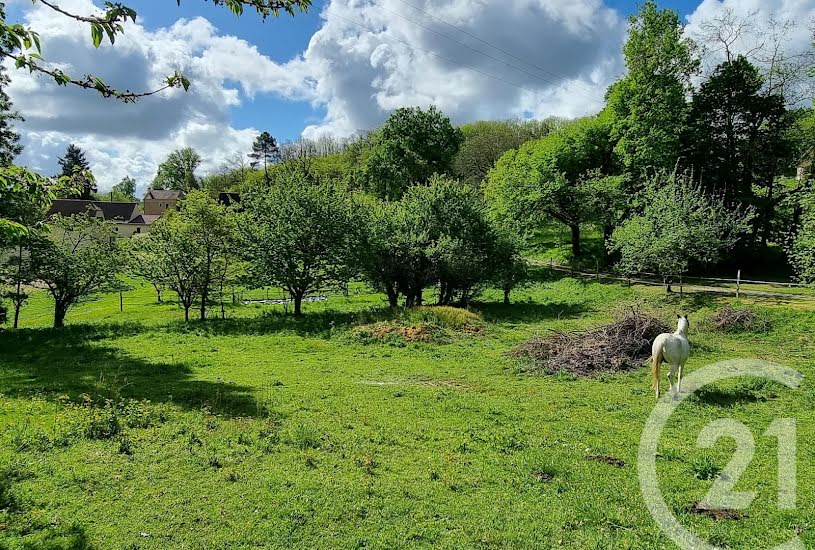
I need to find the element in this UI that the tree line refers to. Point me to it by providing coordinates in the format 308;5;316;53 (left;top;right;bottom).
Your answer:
2;1;815;327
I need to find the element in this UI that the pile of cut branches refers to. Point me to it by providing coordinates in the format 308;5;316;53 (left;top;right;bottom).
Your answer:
709;306;769;333
512;309;669;377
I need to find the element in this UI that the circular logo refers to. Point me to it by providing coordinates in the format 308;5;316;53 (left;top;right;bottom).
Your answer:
638;359;804;550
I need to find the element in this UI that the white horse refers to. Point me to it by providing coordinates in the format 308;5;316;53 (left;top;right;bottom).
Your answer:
651;315;690;399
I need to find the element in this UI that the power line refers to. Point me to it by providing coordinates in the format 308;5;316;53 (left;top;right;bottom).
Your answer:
365;0;570;92
392;0;596;94
323;8;541;95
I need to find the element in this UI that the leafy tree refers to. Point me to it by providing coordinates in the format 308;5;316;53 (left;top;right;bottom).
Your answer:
0;173;50;327
111;176;138;202
0;54;22;167
153;147;202;191
609;173;752;291
605;0;699;177
355;197;414;308
452;119;552;186
0;1;311;102
241;176;356;315
684;55;791;246
150;191;235;321
249;131;280;182
790;190;815;283
361;106;464;199
485;116;619;256
358;176;513;307
58;144;96;199
120;235;170;303
404;177;498;306
28;215;121;327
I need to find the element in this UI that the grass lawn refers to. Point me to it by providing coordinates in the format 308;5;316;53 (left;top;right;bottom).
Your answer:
1;273;814;548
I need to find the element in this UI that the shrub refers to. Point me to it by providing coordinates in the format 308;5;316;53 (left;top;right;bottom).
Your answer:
709;306;769;333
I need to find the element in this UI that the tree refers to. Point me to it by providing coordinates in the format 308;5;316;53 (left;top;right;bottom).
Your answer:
58;144;96;199
684;55;792;247
241;176;356;315
28;215;121;327
0;172;50;327
0;54;22;167
605;0;699;177
149;191;235;321
452;119;552;186
609;173;752;292
361;106;464;199
358;176;512;307
153;148;202;191
485;116;620;256
790;191;815;284
111;176;138;202
120;235;170;303
249;132;280;182
0;1;311;102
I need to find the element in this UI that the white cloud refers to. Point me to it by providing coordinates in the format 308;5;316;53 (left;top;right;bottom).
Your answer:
7;0;627;192
299;0;627;137
685;0;815;103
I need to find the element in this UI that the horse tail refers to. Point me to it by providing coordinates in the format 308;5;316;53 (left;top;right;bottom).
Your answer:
652;345;664;397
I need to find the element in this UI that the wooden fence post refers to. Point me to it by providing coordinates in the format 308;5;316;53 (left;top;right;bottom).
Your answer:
736;269;741;299
119;290;123;312
679;275;683;299
596;260;600;281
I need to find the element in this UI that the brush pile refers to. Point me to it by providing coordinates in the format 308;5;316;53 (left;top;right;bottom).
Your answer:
513;309;669;377
709;306;769;333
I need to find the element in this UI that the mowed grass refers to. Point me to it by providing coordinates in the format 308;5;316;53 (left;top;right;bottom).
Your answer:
1;273;815;548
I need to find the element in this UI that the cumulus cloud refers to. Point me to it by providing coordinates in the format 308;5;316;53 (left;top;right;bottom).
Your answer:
7;0;629;192
300;0;627;137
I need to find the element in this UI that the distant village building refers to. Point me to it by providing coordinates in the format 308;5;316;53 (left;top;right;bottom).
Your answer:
46;199;157;236
144;189;185;216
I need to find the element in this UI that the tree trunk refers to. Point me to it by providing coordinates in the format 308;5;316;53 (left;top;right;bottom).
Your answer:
12;242;24;329
199;284;208;321
184;304;190;322
155;287;162;303
54;301;67;328
664;277;673;294
503;287;510;305
570;224;581;257
385;285;399;308
293;292;304;316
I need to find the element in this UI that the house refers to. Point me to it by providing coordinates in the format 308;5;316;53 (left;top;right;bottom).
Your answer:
144;189;185;216
47;199;156;236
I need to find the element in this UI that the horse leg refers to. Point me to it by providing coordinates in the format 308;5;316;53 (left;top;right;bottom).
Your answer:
676;363;684;397
667;364;678;399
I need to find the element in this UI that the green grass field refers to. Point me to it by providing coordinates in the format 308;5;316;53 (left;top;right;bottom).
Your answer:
1;272;814;549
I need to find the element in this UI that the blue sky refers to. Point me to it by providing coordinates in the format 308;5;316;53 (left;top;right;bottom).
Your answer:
6;0;807;192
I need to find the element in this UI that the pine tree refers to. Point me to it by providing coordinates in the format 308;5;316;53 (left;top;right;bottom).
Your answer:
248;132;279;182
58;144;96;199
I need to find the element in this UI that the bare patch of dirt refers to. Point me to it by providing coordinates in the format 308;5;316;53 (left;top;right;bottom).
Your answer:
588;454;625;468
689;502;745;520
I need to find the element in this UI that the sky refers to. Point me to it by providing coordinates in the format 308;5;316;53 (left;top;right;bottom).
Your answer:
2;0;813;194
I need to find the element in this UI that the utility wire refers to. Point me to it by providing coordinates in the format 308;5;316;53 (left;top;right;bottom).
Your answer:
366;0;570;92
392;0;596;94
324;8;541;95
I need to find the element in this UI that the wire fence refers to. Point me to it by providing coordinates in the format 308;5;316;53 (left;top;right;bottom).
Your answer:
532;258;815;300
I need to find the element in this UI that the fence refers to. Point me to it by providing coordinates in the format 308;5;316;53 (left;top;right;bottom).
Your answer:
533;258;815;301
